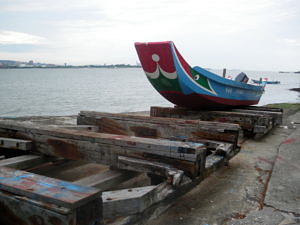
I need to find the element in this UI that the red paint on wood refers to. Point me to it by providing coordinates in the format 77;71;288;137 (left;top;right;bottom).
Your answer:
127;141;137;146
282;138;296;144
47;139;84;160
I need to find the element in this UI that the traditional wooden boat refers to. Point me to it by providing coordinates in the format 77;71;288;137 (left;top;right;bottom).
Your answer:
252;79;280;84
135;41;265;109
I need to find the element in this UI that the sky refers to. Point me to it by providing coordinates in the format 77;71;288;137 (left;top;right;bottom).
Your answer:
0;0;299;71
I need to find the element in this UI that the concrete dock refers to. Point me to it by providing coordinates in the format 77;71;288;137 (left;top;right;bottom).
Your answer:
146;107;300;225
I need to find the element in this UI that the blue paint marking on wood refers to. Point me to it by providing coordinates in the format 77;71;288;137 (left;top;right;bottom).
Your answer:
0;166;101;209
57;180;95;192
0;174;32;181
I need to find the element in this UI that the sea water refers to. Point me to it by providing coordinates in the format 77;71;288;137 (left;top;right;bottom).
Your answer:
0;68;299;117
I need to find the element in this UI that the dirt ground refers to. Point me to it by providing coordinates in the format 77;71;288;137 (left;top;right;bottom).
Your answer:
145;106;300;225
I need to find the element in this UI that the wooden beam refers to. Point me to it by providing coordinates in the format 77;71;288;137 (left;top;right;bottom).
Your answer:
0;155;47;170
0;185;102;225
204;155;226;177
74;169;138;190
102;185;157;218
0;137;32;151
105;142;241;223
108;152;235;222
0;120;205;176
150;106;273;134
0;190;74;225
241;105;283;112
231;108;282;125
77;111;240;147
0;166;101;209
118;156;184;186
52;125;99;132
168;136;234;156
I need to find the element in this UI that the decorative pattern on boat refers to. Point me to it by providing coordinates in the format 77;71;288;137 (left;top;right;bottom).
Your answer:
145;54;177;79
170;43;217;95
146;64;182;92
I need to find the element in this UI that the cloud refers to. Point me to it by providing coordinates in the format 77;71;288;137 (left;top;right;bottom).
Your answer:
0;0;299;70
0;30;47;45
0;0;90;12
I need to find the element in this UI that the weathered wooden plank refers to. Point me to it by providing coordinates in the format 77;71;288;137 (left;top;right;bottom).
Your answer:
78;111;237;167
168;135;234;156
0;190;74;225
241;105;283;112
28;160;108;182
231;108;282;125
204;138;240;177
0;189;102;225
0;154;47;170
150;106;273;135
107;145;241;224
0;166;101;209
52;125;99;132
0;120;204;161
77;111;240;146
210;142;235;157
118;156;184;186
0;137;32;151
112;153;234;224
204;155;226;177
102;185;157;218
78;111;240;132
74;169;138;190
132;152;202;178
0;120;205;176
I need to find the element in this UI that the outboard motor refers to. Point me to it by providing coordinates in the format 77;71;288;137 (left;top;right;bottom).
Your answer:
235;72;249;83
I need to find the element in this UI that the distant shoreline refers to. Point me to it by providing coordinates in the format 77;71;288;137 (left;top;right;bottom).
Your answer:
0;67;298;73
279;71;300;74
0;60;141;69
0;65;142;69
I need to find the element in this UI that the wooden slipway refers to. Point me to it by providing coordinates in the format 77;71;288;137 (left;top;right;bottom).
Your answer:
0;106;282;225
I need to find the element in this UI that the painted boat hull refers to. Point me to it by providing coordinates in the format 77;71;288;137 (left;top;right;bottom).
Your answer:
135;41;265;109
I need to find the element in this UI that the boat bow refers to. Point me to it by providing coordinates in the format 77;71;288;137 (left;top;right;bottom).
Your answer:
135;41;265;108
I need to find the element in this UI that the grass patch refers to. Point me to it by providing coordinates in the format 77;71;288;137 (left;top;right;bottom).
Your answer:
265;103;300;109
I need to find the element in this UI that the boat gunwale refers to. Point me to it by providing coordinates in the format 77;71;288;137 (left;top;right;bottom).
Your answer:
192;66;265;91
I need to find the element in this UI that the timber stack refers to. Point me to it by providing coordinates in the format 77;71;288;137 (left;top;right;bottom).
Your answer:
0;105;282;225
150;106;283;138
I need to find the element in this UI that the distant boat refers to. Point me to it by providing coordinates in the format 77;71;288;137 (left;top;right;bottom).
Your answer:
252;79;280;84
135;41;265;109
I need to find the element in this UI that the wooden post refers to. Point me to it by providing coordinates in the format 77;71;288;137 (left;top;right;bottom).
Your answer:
223;68;226;77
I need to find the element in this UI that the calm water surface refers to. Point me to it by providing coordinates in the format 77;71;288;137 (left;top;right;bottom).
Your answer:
0;68;299;117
